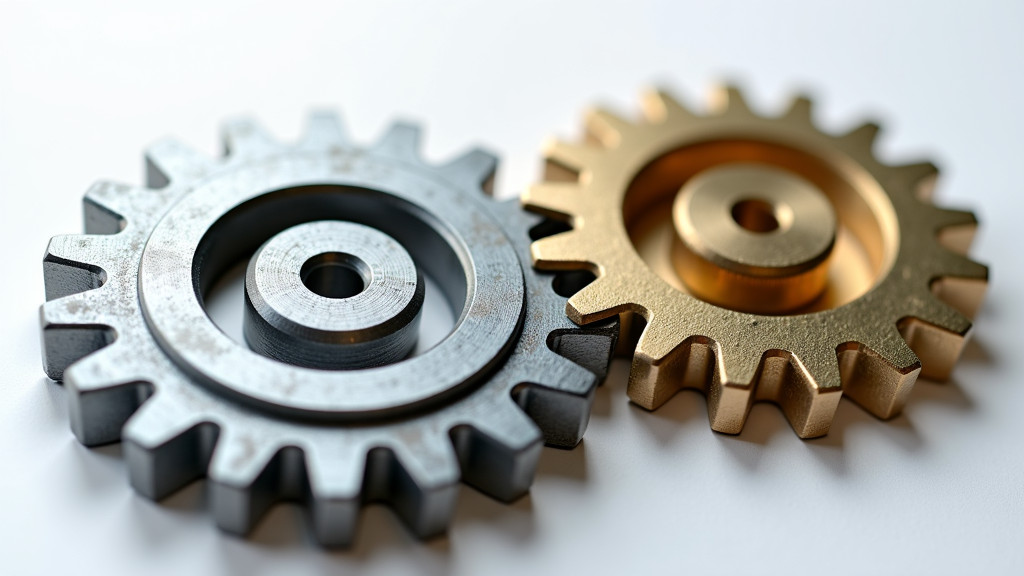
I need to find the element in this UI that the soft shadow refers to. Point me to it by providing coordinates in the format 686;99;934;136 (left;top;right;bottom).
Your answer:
536;439;588;481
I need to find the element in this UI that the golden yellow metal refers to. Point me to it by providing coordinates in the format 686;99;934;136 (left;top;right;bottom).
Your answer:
672;163;836;314
523;86;988;438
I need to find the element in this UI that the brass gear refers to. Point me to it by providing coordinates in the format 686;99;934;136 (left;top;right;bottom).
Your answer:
522;86;988;438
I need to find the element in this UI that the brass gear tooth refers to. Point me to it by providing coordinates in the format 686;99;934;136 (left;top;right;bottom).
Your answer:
708;84;755;116
641;88;696;123
889;161;940;200
899;300;973;381
584;107;634;148
567;274;636;323
931;206;980;237
839;121;882;151
542;138;603;174
528;86;989;437
706;343;761;434
839;335;921;420
782;95;815;123
530;230;592;269
522;182;584;220
932;275;988;320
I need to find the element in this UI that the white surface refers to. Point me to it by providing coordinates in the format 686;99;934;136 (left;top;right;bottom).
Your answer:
1;1;1022;574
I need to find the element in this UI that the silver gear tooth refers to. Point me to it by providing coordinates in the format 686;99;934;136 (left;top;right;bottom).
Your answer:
144;137;217;188
300;110;350;149
372;121;423;161
42;235;110;300
221;116;281;159
122;394;217;499
41;112;619;546
303;440;366;548
440;147;499;192
208;435;305;537
82;180;136;233
454;403;543;502
384;438;461;538
64;342;152;445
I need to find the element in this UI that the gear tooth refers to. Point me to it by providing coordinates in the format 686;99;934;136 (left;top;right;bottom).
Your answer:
43;235;110;300
40;289;113;327
531;230;592;270
899;299;974;381
373;121;423;161
439;147;498;194
82;180;138;233
221;116;280;159
543;138;602;174
778;351;844;438
208;431;301;536
932;273;988;321
303;442;366;548
705;344;760;434
839;335;922;420
546;320;619;384
63;342;152;445
709;84;754;116
453;405;542;502
522;182;583;219
123;396;218;500
567;274;632;323
889;161;940;200
933;206;978;235
640;88;695;123
584;107;633;148
783;95;815;123
511;353;596;448
144;137;215;188
300;109;350;149
627;320;704;410
371;440;459;539
841;121;882;150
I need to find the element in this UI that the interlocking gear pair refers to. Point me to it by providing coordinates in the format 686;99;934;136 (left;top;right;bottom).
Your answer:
40;86;988;546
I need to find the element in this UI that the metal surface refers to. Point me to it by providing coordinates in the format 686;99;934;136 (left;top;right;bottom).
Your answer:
672;164;836;313
244;220;424;369
523;86;988;438
40;112;618;546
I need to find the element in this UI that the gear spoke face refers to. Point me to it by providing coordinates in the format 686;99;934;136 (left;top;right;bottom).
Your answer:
523;86;988;438
39;113;618;546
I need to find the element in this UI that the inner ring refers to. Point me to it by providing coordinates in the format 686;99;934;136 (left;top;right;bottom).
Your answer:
244;220;424;370
138;153;524;420
672;163;837;314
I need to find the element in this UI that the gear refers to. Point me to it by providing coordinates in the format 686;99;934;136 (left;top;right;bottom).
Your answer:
40;112;617;546
523;86;987;438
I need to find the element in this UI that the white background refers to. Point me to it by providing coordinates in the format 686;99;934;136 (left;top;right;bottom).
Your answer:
1;1;1022;574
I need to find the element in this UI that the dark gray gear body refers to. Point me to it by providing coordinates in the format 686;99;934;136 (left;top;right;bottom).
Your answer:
39;111;617;546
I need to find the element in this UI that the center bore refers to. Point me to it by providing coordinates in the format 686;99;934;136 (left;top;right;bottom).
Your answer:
300;252;370;299
672;163;837;314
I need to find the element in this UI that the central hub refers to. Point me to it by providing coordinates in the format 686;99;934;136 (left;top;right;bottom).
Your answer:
672;163;837;314
244;220;424;369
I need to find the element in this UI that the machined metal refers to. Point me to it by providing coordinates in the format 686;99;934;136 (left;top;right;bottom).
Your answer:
244;220;424;369
523;86;988;438
40;112;618;546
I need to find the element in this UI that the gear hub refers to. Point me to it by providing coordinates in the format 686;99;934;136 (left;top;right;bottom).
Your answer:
40;112;617;545
523;86;988;438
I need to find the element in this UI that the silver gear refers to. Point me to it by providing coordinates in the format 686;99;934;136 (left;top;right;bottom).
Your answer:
40;112;617;546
